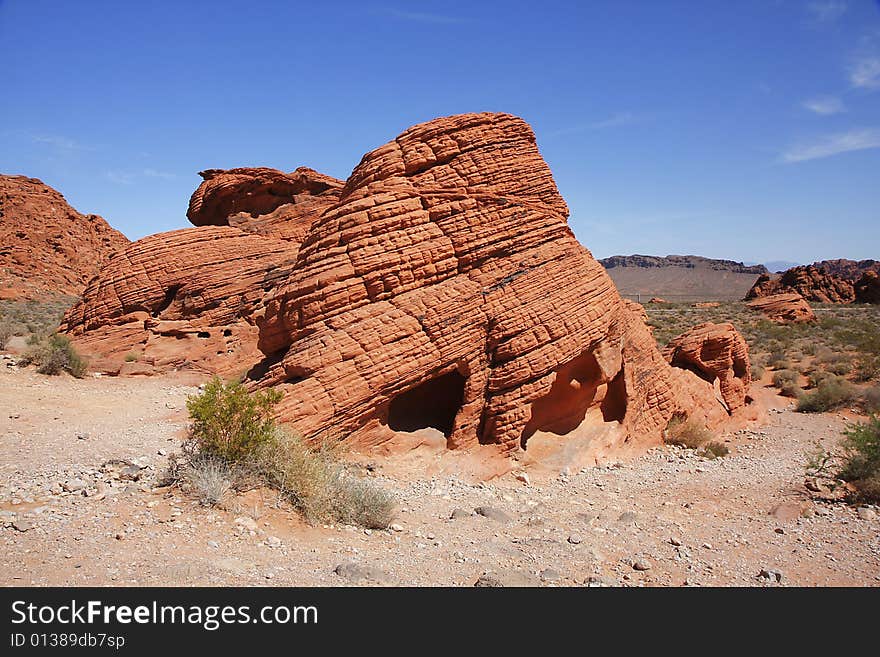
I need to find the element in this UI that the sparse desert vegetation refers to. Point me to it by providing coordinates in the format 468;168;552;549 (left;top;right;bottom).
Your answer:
0;296;76;345
646;302;880;415
18;332;87;378
173;377;395;529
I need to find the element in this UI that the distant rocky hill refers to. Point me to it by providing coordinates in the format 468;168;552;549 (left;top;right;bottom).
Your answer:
599;254;768;301
0;175;129;299
600;254;768;275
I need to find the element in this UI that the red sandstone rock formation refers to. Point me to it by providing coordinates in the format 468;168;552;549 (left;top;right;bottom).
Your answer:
692;301;720;308
648;297;668;304
662;323;751;412
746;292;815;323
60;227;296;375
810;259;880;282
186;167;343;242
746;267;855;304
253;112;744;453
0;175;129;298
60;166;343;374
855;270;880;304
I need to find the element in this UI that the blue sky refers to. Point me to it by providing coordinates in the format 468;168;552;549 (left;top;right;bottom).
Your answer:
1;0;878;265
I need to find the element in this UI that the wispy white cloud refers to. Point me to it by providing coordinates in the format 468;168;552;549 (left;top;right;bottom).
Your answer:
807;1;847;23
802;96;846;115
781;127;880;163
545;112;637;138
30;134;92;152
589;112;635;130
850;56;880;89
106;168;176;185
142;168;175;179
380;8;464;24
105;171;135;185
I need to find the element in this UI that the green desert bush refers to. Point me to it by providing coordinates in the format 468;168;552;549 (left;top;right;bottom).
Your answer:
187;377;284;462
839;416;880;503
796;376;857;413
664;416;713;449
182;377;395;527
20;333;86;377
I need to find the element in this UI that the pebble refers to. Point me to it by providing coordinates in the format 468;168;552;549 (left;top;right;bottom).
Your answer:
632;560;652;571
567;534;583;545
857;507;876;521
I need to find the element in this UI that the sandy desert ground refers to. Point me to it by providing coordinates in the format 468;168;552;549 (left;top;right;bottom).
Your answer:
1;360;877;587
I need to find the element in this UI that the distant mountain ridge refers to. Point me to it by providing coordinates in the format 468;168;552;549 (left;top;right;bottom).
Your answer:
600;254;768;275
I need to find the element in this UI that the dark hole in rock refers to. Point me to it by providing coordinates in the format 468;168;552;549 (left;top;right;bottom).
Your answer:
388;370;465;438
152;284;182;318
601;368;628;422
197;331;210;339
245;349;289;381
223;329;233;337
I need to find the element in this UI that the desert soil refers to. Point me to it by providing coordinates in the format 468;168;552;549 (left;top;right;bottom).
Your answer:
1;358;878;587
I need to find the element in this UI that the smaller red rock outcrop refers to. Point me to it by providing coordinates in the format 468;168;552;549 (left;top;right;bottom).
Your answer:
0;175;129;298
60;227;296;375
746;267;855;304
746;292;815;323
648;297;668;304
186;167;343;242
855;271;880;304
662;322;752;413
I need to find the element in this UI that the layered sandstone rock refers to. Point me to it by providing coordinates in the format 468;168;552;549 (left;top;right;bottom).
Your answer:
186;167;343;242
60;227;297;375
855;271;880;304
746;292;816;323
662;323;751;412
0;175;129;298
253;112;744;453
746;267;855;304
60;165;343;373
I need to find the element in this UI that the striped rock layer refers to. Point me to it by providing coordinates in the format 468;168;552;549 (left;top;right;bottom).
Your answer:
60;167;343;375
746;292;816;324
254;112;741;452
662;322;752;413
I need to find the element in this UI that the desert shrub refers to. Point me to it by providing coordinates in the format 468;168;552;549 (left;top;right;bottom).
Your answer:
0;319;14;350
854;356;880;382
181;453;234;506
862;386;880;414
838;416;880;502
751;364;765;380
767;349;790;370
186;377;283;462
20;333;87;377
257;432;395;529
701;441;730;459
664;416;712;449
772;369;799;388
779;381;803;399
124;351;140;362
796;377;857;413
183;379;395;527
